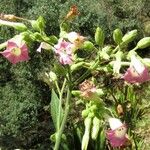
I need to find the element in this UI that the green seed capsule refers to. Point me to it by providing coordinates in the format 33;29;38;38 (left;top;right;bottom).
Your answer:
95;27;105;47
137;37;150;49
88;112;95;118
82;117;92;150
49;71;57;82
91;117;101;140
122;30;137;45
90;105;97;111
83;41;94;51
113;28;123;45
71;90;81;97
13;23;27;31
82;109;89;118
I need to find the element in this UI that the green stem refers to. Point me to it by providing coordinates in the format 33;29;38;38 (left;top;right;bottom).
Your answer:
74;58;100;87
112;45;120;53
55;81;61;96
57;79;67;130
54;68;72;150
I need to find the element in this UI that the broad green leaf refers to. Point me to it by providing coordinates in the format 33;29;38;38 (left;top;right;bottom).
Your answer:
50;89;63;130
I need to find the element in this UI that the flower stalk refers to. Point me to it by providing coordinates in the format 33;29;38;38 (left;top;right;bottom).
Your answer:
54;68;72;150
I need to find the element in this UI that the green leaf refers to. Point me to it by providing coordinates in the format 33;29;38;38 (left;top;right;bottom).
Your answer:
30;16;45;32
98;128;106;150
37;16;45;31
50;89;63;130
54;63;67;76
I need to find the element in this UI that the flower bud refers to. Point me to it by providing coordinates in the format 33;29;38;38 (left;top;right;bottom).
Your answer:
88;112;95;118
82;41;94;51
90;105;97;111
122;30;137;45
91;117;101;140
49;71;57;82
99;129;106;149
117;104;124;116
113;28;123;45
13;23;27;31
95;27;105;47
82;109;89;118
0;19;27;31
137;37;150;49
71;90;81;96
82;117;92;150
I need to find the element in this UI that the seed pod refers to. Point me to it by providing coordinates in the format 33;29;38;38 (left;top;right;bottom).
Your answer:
13;23;27;31
113;28;123;45
91;117;101;140
117;104;124;116
82;117;92;150
49;71;57;82
95;27;105;47
82;109;89;118
83;41;94;51
90;105;97;112
122;30;137;45
137;37;150;49
0;19;27;31
71;90;81;97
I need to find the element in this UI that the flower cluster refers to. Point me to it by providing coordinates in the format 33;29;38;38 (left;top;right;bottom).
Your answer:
54;32;85;65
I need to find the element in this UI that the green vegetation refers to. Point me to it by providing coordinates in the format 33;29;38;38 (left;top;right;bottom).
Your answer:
0;0;150;149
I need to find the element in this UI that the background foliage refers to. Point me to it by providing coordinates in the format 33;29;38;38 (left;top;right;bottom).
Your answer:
0;0;150;149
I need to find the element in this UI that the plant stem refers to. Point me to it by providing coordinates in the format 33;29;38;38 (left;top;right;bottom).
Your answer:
57;79;67;129
54;69;72;150
74;58;100;87
55;81;61;96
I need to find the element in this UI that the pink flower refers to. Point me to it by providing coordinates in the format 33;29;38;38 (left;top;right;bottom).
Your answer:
67;32;85;49
106;118;130;148
0;38;30;64
123;55;150;83
54;39;74;65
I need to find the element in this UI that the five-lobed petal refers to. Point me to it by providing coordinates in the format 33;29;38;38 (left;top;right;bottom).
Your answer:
0;39;30;64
